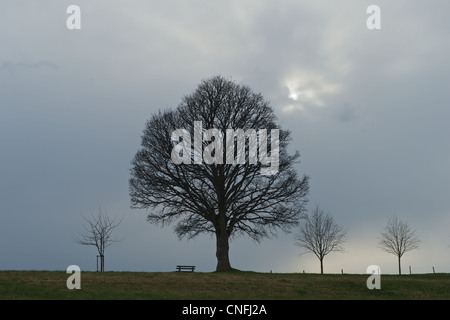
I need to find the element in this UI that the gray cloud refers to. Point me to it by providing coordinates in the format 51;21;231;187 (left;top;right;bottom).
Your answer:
0;0;449;274
0;60;59;71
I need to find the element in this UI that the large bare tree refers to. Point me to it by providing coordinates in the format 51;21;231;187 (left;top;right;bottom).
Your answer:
75;209;123;272
295;205;347;274
379;216;421;275
129;76;310;271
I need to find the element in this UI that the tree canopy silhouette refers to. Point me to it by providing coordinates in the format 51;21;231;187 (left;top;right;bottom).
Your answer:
129;76;309;271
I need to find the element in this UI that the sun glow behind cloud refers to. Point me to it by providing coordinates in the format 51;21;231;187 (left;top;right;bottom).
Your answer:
283;72;342;113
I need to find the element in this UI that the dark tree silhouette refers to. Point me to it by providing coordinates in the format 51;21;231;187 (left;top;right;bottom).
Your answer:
295;205;347;274
129;76;309;271
74;209;123;272
379;216;421;275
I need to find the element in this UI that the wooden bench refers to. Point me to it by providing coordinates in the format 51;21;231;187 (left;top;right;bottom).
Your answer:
176;265;195;272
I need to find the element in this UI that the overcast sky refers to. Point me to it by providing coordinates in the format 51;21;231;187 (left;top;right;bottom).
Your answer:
1;1;449;275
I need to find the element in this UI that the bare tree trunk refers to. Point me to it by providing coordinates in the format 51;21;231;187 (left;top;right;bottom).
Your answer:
398;256;401;275
320;258;324;274
215;200;232;271
215;231;231;271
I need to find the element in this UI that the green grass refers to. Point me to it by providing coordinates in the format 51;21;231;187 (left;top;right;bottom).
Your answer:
0;270;449;300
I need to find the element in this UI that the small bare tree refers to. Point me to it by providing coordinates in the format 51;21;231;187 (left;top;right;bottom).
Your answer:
295;205;347;274
379;216;421;275
75;209;123;272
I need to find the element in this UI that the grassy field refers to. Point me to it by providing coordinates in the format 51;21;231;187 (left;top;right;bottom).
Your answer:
0;270;449;300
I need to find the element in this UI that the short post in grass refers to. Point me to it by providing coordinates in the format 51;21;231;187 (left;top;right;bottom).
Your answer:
409;266;411;275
